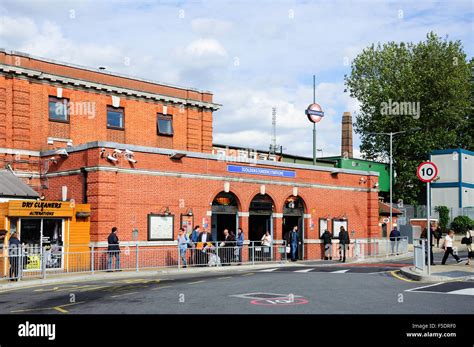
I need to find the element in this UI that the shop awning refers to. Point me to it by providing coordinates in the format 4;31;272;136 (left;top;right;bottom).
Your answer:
0;170;39;199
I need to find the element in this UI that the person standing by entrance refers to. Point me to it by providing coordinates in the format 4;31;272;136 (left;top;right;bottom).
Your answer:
107;227;121;271
288;226;299;262
219;229;235;265
441;230;462;265
197;228;213;266
236;228;244;265
389;227;401;255
177;228;190;268
189;225;200;265
320;229;333;260
338;226;350;263
261;231;272;261
8;233;21;281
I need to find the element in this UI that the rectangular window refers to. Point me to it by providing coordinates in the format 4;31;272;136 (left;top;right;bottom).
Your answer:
157;113;173;135
107;106;124;129
48;96;69;122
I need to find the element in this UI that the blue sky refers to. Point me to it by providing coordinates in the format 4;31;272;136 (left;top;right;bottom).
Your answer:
0;0;472;158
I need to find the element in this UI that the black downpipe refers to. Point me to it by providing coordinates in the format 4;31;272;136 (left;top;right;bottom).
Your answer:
80;167;88;204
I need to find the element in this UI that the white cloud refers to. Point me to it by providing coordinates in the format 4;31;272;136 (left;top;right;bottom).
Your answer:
0;0;471;160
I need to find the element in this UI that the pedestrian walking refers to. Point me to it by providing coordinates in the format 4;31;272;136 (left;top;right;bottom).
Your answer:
461;229;472;266
338;226;350;262
320;229;333;260
107;227;121;271
441;230;462;265
236;228;244;265
286;226;299;262
8;233;21;281
177;228;190;268
389;227;401;255
261;231;272;261
421;227;435;265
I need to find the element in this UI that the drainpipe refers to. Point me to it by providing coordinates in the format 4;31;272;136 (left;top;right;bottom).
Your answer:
80;167;88;204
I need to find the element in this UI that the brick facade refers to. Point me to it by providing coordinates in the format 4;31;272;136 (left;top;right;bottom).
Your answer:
0;50;381;260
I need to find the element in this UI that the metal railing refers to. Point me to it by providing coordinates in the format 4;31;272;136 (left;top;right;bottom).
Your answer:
0;241;288;281
413;238;426;272
353;237;409;259
0;237;410;282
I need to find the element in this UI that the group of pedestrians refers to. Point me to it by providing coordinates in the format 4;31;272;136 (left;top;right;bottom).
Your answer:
420;224;473;266
320;226;351;262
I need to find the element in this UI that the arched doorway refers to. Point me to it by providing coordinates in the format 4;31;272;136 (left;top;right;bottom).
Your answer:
249;194;275;242
211;191;239;242
282;195;306;260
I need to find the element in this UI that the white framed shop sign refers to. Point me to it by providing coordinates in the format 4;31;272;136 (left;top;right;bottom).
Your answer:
148;214;174;241
319;218;328;238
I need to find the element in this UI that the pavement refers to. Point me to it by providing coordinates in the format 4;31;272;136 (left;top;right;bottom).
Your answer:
400;249;473;282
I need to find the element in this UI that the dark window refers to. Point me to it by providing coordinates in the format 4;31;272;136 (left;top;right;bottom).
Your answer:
107;106;124;129
48;96;69;122
157;113;173;135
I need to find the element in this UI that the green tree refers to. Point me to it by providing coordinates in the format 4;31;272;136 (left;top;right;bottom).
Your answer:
434;206;449;233
345;33;472;205
450;216;474;234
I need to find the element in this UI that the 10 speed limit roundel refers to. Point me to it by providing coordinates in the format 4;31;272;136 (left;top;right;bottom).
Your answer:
417;162;438;183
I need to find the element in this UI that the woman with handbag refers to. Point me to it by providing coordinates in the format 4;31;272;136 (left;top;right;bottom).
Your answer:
462;229;472;265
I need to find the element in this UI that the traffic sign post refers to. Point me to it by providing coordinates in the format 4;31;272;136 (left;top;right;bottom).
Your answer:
417;161;438;276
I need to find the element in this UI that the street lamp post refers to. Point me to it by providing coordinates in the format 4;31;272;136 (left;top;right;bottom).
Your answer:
305;75;325;166
369;130;407;235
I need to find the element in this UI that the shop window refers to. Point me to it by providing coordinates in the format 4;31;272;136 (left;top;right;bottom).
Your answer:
107;106;124;129
48;96;70;122
157;113;173;135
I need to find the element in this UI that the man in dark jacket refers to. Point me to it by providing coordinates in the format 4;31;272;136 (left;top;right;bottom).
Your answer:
107;227;121;271
389;227;401;255
320;230;333;260
219;229;235;265
8;233;21;281
338;226;350;263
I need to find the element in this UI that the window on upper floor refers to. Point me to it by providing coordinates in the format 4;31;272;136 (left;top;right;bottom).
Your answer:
157;113;173;136
48;96;70;123
107;106;124;130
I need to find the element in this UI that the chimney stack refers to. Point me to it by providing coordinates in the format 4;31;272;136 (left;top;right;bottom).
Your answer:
341;112;353;158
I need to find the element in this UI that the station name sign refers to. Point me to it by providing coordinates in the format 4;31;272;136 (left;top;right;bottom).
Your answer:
8;200;73;217
227;165;296;178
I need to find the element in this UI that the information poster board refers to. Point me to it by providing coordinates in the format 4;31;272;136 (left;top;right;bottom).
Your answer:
332;219;348;238
319;219;328;238
148;214;174;241
181;215;194;235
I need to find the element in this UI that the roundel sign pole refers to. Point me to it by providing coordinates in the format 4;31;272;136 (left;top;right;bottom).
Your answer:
417;161;438;276
305;75;324;165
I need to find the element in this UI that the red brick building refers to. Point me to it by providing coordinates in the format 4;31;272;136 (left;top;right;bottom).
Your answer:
0;49;380;260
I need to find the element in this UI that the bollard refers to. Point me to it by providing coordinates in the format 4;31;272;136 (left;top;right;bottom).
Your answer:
41;246;47;279
91;245;95;274
136;243;139;272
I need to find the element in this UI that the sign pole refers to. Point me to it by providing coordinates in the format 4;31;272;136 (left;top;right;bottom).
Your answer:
313;75;316;166
427;180;431;276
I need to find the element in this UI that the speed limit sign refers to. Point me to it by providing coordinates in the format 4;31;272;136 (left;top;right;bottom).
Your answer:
417;161;438;183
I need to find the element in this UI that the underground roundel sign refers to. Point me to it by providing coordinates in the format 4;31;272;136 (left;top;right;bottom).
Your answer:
417;161;438;183
305;103;324;123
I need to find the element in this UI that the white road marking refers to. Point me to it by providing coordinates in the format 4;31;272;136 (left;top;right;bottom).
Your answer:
331;269;350;273
446;288;474;296
294;268;313;273
405;282;445;292
260;268;278;272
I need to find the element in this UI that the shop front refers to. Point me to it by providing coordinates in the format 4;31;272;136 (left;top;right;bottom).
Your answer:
0;200;91;277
